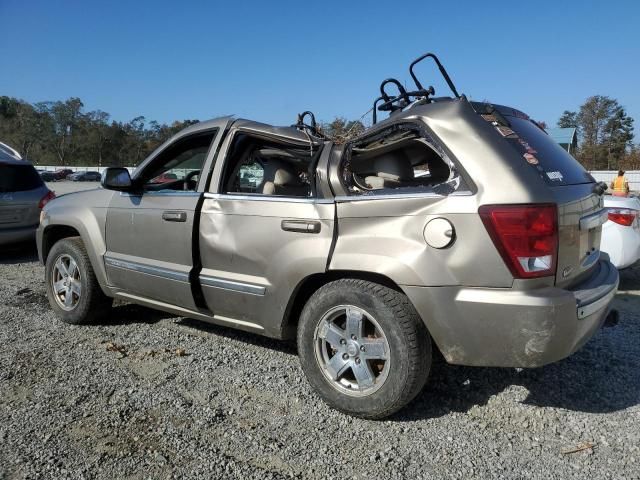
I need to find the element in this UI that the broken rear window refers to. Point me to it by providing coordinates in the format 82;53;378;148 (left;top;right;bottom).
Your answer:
341;123;461;196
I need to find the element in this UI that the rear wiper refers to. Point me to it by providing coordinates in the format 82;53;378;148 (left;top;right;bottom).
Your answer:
593;181;608;196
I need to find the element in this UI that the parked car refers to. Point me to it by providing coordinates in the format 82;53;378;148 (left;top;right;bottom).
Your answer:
40;171;56;181
69;171;102;182
53;168;74;180
0;144;55;245
601;194;640;269
37;53;618;419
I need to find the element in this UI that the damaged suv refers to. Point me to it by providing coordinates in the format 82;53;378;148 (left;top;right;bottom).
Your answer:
37;53;618;419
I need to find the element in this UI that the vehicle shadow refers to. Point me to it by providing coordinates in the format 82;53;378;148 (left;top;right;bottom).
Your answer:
177;318;297;356
397;319;640;421
0;242;39;264
617;266;640;290
96;302;177;325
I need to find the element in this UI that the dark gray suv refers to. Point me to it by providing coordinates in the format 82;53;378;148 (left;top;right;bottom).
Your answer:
0;142;55;245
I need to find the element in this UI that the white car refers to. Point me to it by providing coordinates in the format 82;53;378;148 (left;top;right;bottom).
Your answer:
601;194;640;269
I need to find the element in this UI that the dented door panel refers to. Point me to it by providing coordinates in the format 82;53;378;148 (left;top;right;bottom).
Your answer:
198;195;334;337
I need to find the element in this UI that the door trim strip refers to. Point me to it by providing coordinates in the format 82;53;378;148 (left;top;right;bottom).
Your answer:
104;256;267;296
199;274;266;296
203;192;333;204
104;256;190;282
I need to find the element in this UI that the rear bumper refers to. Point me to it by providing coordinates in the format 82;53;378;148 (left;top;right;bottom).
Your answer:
402;258;619;368
0;224;38;245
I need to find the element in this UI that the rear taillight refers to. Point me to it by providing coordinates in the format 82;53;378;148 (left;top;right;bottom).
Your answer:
479;204;558;279
38;190;56;209
607;208;637;227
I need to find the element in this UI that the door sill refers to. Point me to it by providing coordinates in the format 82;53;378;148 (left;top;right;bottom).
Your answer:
113;291;265;333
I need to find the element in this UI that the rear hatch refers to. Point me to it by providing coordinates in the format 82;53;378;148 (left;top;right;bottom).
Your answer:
474;103;603;287
0;163;47;229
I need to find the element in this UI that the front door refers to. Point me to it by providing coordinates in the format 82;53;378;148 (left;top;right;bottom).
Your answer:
104;129;221;310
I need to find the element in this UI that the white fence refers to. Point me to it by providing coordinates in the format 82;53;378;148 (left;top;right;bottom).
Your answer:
37;166;136;174
37;166;201;180
590;171;640;192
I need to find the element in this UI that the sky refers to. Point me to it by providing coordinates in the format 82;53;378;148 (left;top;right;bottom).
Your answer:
1;0;639;129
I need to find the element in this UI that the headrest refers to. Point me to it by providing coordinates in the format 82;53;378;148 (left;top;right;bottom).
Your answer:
428;158;451;183
273;168;299;186
262;159;302;187
373;151;414;181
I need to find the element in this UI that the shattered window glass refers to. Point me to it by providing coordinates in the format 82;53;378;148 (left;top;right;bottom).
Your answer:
341;124;460;196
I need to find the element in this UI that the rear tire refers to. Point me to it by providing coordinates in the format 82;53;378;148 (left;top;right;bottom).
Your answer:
45;237;112;324
297;279;431;419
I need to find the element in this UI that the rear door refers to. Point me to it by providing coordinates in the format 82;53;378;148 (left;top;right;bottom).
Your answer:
196;125;335;335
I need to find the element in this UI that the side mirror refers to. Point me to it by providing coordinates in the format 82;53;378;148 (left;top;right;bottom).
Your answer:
101;167;134;191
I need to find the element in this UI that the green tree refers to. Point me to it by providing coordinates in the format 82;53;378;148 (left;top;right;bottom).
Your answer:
570;95;635;170
557;110;578;129
44;97;85;165
321;117;365;144
85;110;111;167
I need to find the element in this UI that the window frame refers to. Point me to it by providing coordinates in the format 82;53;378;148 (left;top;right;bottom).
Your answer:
219;132;321;199
134;129;218;193
336;120;475;198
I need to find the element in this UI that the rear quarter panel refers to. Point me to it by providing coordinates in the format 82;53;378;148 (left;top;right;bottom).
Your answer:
331;194;513;287
330;100;557;289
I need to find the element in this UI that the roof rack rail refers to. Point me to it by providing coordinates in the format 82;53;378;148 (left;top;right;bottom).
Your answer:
409;52;459;98
371;52;460;124
293;110;325;139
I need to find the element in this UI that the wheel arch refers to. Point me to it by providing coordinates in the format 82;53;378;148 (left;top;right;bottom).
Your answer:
40;219;111;295
41;224;82;263
280;270;405;340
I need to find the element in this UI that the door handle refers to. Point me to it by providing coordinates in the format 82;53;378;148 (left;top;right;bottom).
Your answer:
281;219;321;233
162;211;187;222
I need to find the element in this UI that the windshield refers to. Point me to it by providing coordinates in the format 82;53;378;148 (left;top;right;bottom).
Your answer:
473;103;593;186
0;164;44;192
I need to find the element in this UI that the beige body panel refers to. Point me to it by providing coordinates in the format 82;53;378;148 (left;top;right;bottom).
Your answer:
104;192;200;310
198;194;334;337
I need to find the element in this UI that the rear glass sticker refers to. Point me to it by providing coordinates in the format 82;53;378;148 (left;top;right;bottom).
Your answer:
523;153;539;165
546;171;564;182
496;126;516;137
517;139;537;154
481;114;497;123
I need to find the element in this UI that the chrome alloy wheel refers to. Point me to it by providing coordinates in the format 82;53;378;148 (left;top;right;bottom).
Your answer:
52;254;82;311
314;305;390;396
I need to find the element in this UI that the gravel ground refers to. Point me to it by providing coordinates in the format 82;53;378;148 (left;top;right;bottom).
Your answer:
1;243;640;479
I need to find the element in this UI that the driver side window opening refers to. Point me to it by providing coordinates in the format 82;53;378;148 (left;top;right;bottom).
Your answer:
342;124;460;196
142;131;216;192
222;134;317;198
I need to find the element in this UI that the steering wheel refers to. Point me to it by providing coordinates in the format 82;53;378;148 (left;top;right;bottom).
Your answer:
183;170;200;191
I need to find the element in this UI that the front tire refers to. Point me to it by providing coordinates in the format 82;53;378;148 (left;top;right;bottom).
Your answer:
297;279;431;419
45;237;112;324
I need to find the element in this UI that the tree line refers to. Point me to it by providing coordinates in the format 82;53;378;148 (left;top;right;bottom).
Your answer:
0;96;198;167
0;94;636;170
557;95;636;170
